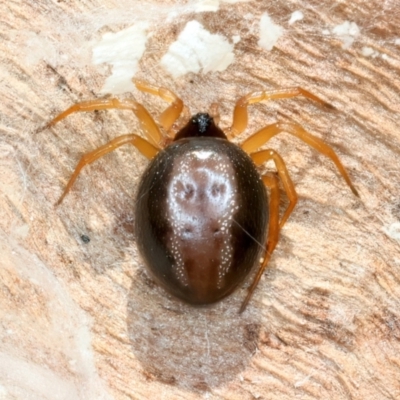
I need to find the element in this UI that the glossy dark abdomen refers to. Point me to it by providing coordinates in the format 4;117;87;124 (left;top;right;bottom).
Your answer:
135;137;268;304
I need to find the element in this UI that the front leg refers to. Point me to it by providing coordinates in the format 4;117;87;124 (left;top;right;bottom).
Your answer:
47;98;164;147
133;79;185;136
227;88;332;139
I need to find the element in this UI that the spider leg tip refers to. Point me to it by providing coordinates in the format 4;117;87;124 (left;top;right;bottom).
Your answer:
324;102;336;110
54;195;65;207
352;186;360;198
34;122;51;134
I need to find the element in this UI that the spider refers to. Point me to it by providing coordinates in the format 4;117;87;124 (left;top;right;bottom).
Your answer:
46;79;358;312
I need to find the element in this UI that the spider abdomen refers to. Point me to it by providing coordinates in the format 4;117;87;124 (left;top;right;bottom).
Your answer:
135;137;269;305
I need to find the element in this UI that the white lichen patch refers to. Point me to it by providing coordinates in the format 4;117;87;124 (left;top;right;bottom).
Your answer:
160;20;234;78
383;222;400;240
258;13;284;51
361;46;379;58
232;35;241;44
194;0;220;12
381;53;392;61
93;23;149;94
331;21;360;49
289;10;304;25
193;0;250;12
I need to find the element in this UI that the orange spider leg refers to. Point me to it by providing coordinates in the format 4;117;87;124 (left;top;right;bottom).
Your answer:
133;79;185;135
227;87;332;139
240;173;280;313
242;122;359;196
56;134;158;206
47;98;163;147
251;149;298;229
209;103;221;126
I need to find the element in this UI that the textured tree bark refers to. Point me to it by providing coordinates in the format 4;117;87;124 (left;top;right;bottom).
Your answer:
1;1;400;399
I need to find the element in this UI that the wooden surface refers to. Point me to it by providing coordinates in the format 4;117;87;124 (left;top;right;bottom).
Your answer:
1;1;400;399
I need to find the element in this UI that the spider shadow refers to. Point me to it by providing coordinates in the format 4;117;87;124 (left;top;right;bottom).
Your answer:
126;269;263;392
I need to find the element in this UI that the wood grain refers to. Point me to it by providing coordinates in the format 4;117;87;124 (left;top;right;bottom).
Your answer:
1;1;400;399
